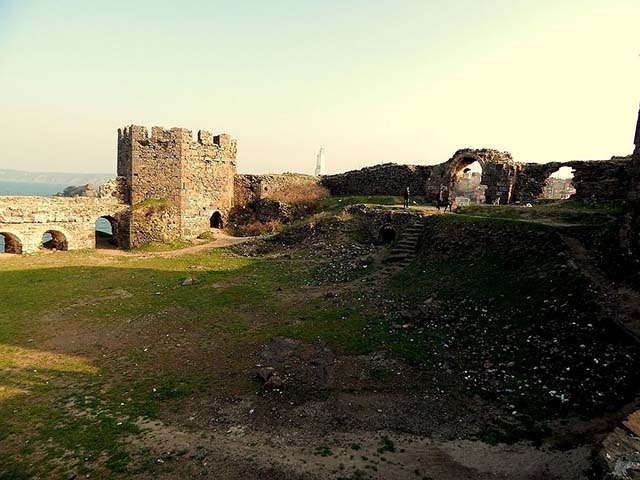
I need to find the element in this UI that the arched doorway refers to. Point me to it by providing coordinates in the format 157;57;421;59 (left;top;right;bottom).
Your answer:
452;160;487;204
542;167;575;200
41;230;68;251
0;232;23;254
210;211;223;229
379;225;396;244
95;216;118;248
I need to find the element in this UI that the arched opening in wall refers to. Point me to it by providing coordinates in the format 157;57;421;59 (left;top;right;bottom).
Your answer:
452;160;487;205
210;211;224;229
542;167;576;200
41;230;68;251
95;216;118;248
379;225;396;244
0;232;23;254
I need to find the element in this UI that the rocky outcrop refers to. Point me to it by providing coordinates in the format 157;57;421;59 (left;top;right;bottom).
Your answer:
57;183;98;198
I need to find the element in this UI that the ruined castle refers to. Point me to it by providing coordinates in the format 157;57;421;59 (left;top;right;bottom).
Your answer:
0;125;318;253
1;112;639;254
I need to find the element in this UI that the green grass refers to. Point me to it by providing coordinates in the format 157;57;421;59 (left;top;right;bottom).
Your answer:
0;210;635;475
131;197;171;212
0;248;309;478
458;198;623;225
317;195;429;213
130;239;195;252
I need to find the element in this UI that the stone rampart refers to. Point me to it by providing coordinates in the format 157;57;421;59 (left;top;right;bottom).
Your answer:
234;173;322;206
512;158;631;202
0;196;130;253
322;164;433;197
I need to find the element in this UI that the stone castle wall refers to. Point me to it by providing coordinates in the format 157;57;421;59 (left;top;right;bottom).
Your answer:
322;164;434;197
321;149;516;204
234;173;321;206
0;196;129;253
322;149;629;205
512;158;631;202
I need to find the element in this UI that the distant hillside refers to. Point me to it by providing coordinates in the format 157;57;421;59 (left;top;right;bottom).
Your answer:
0;169;113;186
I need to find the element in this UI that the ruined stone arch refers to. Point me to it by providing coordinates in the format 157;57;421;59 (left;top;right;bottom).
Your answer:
41;229;69;251
0;230;23;254
95;215;119;248
541;165;576;200
446;153;487;205
450;153;487;181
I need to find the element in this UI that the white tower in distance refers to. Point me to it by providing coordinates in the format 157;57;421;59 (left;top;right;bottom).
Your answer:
315;146;326;176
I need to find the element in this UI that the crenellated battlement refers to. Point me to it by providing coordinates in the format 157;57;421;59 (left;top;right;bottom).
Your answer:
118;125;236;149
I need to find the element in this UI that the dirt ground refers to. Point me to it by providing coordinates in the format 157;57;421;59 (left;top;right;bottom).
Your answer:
2;207;637;479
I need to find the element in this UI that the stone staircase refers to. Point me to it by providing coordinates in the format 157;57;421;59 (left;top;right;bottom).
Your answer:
384;218;424;268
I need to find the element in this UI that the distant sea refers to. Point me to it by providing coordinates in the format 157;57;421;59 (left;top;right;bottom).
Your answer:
0;182;112;252
0;181;67;196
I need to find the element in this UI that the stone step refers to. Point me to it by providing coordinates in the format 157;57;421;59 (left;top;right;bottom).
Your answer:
391;243;418;252
387;255;411;262
392;247;416;254
395;239;418;246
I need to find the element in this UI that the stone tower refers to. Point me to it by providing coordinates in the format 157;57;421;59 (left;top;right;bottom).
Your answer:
117;125;237;247
635;104;640;154
620;105;640;253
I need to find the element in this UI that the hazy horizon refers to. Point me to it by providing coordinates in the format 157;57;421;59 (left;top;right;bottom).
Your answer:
1;0;638;176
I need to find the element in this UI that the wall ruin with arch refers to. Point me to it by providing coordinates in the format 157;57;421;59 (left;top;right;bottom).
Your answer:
322;149;631;204
0;196;130;254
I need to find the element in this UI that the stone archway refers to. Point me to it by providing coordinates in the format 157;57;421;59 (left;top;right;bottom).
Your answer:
210;211;224;229
379;225;396;244
96;216;119;248
434;149;516;205
541;166;576;200
451;156;487;205
0;232;23;254
42;230;68;251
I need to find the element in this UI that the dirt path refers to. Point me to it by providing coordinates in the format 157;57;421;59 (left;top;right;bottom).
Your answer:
130;419;590;480
95;232;252;258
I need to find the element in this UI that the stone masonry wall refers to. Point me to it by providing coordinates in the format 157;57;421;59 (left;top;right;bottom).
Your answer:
512;158;631;202
321;150;515;204
321;164;433;197
180;132;237;237
323;149;628;205
0;196;129;253
234;173;321;206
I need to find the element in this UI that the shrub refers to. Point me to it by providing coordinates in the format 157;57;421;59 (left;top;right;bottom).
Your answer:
132;198;171;217
268;183;329;209
232;219;283;237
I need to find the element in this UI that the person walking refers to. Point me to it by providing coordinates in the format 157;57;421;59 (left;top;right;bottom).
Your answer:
403;186;410;209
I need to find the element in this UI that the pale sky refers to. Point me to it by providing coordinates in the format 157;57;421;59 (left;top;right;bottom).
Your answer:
0;0;638;175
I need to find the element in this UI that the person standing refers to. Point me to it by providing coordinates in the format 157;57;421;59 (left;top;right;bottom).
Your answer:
403;186;410;208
